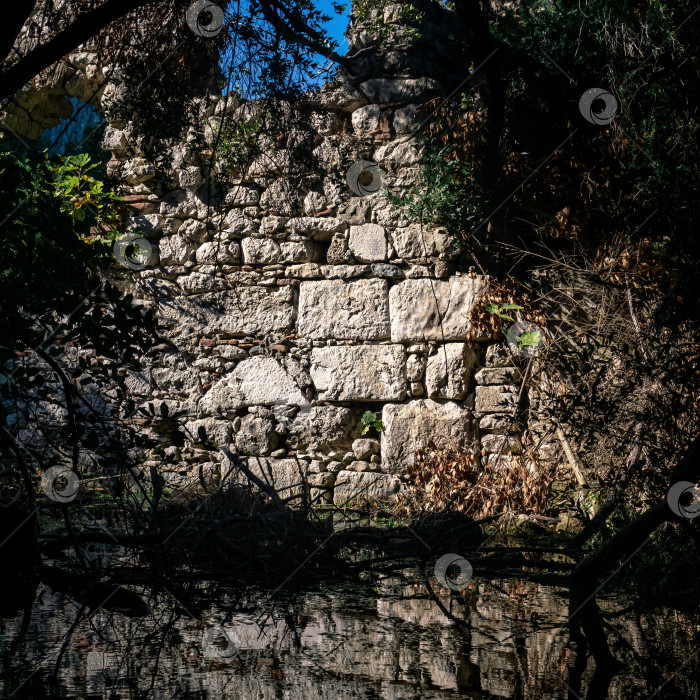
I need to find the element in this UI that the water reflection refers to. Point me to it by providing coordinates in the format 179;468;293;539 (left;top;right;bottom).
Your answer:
1;570;697;699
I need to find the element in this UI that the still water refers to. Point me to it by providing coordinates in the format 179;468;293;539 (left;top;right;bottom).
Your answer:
1;567;697;699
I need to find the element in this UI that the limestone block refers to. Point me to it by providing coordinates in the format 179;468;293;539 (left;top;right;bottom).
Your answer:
123;157;155;185
319;83;369;112
474;385;520;414
151;367;200;395
326;234;349;264
280;240;317;263
199;356;308;414
225;185;260;206
352;438;380;461
298;279;390;340
102;126;128;154
389;277;485;341
158;234;195;264
179;166;201;189
392;104;419;134
348;223;387;262
485;344;515;367
381;400;476;472
406;354;426;382
287;217;344;240
475;367;522;385
285;263;322;279
352;104;381;133
229;457;308;498
286;405;355;454
425;344;477;399
241;237;281;264
389;224;452;259
127;214;163;238
311;345;406;401
333;470;401;505
223;209;257;236
157;287;295;336
373;136;422;165
195;240;240;264
235;413;279;456
320;265;370;279
359;78;441;103
183;418;231;446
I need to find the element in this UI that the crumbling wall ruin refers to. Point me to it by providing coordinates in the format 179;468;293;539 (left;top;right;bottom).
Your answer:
4;1;562;505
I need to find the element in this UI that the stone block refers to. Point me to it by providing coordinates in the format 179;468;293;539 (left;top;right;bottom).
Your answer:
389;277;485;341
242;237;280;264
381;400;476;472
348;223;387;262
311;345;406;401
352;438;381;461
199;356;308;414
228;457;308;498
333;470;401;505
475;367;522;385
286;406;356;454
298;279;390;340
235;413;279;456
359;78;441;103
280;240;317;263
157;287;295;336
425;343;477;399
389;224;452;260
474;385;520;414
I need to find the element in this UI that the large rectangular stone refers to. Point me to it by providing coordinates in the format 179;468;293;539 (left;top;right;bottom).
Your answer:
474;385;519;414
311;345;406;401
157;287;295;337
333;470;401;505
226;456;308;499
389;277;485;342
298;278;390;340
381;399;476;472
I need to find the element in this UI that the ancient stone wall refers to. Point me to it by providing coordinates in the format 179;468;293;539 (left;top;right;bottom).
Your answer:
5;1;561;504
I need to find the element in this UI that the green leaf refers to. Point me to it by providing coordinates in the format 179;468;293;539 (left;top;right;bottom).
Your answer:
361;410;377;425
517;331;541;347
500;304;523;310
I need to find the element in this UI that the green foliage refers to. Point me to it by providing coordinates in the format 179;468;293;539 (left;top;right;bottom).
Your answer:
504;327;541;350
48;152;122;241
360;411;385;435
484;302;523;323
387;137;487;243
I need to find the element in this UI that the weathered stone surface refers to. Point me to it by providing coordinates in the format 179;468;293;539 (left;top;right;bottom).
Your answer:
352;438;380;461
348;223;387;262
326;234;350;264
225;184;260;206
157;287;295;336
298;279;390;340
389;224;452;259
481;434;523;454
195;240;240;264
333;470;401;505
389;277;485;341
351;104;381;133
474;385;519;414
200;356;308;414
311;345;406;401
286;405;355;454
373;137;422;165
381;400;476;472
151;367;200;395
285;263;322;279
241;237;280;264
320;264;370;279
359;78;441;103
406;354;426;382
229;457;308;497
485;344;515;368
393;103;419;134
235;413;278;455
287;217;344;240
127;214;164;237
425;344;477;399
184;418;231;446
371;263;402;278
279;240;317;263
475;367;522;385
